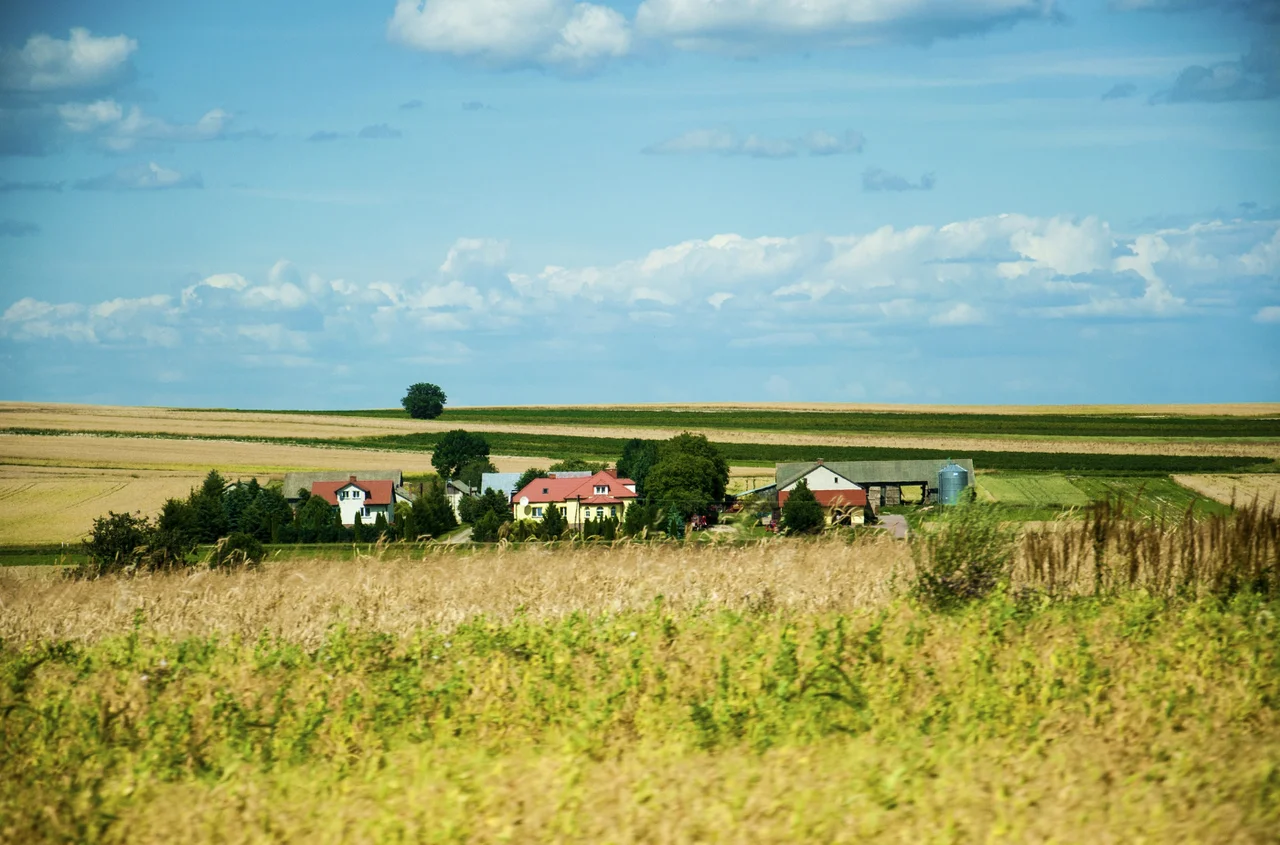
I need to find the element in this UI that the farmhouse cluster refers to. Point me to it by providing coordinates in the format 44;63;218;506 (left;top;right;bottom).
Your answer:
294;460;973;530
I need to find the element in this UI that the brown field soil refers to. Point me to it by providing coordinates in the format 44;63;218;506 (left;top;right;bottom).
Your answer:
1173;473;1280;506
3;403;1277;459
0;538;906;643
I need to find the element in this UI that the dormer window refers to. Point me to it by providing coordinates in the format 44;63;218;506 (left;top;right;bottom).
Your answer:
594;485;608;495
542;488;549;494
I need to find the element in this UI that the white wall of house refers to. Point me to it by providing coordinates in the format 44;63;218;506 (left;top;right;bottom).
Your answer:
334;483;392;526
782;466;862;493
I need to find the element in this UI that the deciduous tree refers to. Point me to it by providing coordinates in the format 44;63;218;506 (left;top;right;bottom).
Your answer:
402;382;447;420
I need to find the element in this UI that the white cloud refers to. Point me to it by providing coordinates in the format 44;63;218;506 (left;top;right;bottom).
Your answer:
58;99;232;151
1240;229;1280;275
4;212;1274;353
1254;306;1280;323
0;28;136;93
388;0;1058;70
634;0;1059;52
645;128;864;157
388;0;631;72
930;303;986;325
73;161;202;191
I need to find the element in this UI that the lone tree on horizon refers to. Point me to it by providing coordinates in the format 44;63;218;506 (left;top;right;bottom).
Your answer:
402;382;447;419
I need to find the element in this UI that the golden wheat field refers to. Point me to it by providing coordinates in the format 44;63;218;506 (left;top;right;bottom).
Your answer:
4;401;1277;459
1171;473;1280;506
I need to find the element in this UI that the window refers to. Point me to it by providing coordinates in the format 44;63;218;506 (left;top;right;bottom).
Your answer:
542;488;549;494
534;507;543;518
596;507;604;518
594;485;608;495
362;507;369;518
610;506;616;517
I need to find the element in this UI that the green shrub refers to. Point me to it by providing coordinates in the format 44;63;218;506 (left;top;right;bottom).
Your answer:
210;532;265;569
910;505;1017;612
781;480;825;534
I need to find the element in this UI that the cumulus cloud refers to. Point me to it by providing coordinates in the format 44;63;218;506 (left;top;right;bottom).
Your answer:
644;128;864;158
387;0;1058;71
1254;305;1280;323
1152;40;1279;103
387;0;631;73
73;161;202;191
1101;82;1136;99
358;123;402;139
633;0;1061;53
0;219;39;236
0;28;137;94
57;99;234;151
862;168;936;192
4;212;1275;353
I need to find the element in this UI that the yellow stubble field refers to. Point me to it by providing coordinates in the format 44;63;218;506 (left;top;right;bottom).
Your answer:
0;434;544;544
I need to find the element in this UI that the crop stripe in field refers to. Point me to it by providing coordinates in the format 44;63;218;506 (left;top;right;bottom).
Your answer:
2;427;1276;475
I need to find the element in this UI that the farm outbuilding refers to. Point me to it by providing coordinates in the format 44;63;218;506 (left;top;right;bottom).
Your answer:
775;459;976;511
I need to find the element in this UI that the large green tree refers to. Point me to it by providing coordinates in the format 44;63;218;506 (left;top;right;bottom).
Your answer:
658;433;729;501
431;429;491;479
402;382;447;420
618;439;660;495
642;432;730;518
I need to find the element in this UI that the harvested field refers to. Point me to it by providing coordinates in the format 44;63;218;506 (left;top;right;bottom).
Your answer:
0;466;215;544
0;434;542;475
0;435;547;543
455;401;1280;416
1173;473;1280;506
4;402;1277;459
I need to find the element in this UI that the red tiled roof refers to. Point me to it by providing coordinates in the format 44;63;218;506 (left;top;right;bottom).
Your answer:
778;489;867;508
513;470;638;505
311;479;394;506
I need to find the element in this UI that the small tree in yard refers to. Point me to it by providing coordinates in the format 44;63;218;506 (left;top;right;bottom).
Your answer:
781;480;825;535
540;502;566;540
458;458;498;491
402;382;447;420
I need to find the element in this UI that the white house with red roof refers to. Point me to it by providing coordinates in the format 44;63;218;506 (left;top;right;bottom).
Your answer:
310;476;396;526
511;469;637;525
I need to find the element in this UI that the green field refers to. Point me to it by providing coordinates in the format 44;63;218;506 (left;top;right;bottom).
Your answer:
976;473;1234;519
975;474;1093;507
227;406;1280;440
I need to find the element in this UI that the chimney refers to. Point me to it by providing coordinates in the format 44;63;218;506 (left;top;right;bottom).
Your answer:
349;475;357;483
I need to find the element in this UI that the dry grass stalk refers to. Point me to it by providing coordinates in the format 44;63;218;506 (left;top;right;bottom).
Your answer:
0;536;911;645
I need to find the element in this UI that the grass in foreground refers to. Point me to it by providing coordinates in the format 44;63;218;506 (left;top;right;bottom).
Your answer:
1;590;1276;843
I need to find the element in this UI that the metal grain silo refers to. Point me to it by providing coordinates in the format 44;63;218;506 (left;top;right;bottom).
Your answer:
937;461;969;506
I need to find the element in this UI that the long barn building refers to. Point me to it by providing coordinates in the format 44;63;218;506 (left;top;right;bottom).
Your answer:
774;458;976;510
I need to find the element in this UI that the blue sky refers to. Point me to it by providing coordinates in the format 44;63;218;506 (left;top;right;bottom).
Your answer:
0;0;1277;408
